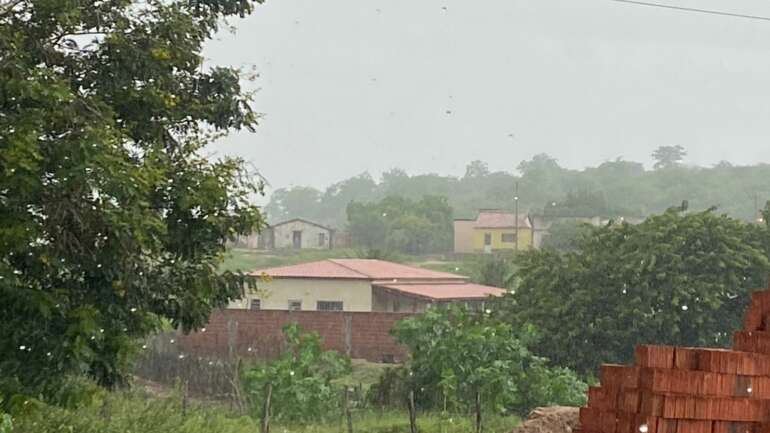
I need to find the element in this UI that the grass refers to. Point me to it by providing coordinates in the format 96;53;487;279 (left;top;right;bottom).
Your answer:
11;390;520;433
333;359;393;390
219;248;361;273
220;248;475;277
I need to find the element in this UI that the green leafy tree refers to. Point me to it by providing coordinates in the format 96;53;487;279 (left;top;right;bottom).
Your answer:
508;208;770;374
652;145;687;170
264;186;324;224
347;195;452;255
474;254;516;288
242;323;351;423
464;160;490;179
540;221;592;252
0;0;265;393
391;307;586;417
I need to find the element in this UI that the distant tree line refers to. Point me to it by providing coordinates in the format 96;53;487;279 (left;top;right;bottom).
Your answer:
265;147;770;230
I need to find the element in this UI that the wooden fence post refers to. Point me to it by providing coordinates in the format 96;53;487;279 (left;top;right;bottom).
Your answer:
261;383;272;433
345;387;354;433
407;390;417;433
474;389;482;433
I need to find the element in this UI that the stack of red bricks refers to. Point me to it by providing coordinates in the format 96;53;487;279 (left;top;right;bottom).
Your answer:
578;286;770;433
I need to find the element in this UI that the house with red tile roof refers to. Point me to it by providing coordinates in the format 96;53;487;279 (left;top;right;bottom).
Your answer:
454;209;533;254
230;259;506;313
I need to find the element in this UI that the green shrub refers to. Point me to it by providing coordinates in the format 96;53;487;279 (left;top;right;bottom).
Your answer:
242;323;351;423
389;306;586;416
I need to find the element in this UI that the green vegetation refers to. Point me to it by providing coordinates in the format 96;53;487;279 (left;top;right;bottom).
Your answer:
242;323;351;422
389;306;586;419
0;0;264;394
9;389;519;433
220;248;360;273
347;195;453;255
506;207;770;374
265;151;770;230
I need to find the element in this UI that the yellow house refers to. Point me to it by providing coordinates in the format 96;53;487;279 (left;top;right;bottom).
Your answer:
464;210;533;253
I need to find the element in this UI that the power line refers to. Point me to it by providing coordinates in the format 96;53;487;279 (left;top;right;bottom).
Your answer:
611;0;770;22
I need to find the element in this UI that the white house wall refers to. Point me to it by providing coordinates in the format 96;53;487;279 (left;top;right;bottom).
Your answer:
273;221;332;249
229;278;373;312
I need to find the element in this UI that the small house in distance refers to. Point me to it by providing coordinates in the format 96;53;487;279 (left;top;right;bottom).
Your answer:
454;209;533;254
231;259;505;313
262;218;335;250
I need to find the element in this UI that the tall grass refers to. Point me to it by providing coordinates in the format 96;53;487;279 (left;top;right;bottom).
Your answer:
10;390;520;433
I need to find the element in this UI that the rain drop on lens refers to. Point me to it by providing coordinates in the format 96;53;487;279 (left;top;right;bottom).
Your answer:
682;305;688;311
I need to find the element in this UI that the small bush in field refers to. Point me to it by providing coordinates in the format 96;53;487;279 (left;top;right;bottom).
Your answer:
242;323;351;423
389;306;587;416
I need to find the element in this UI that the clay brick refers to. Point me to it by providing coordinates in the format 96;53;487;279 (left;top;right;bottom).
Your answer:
636;346;675;369
712;421;754;433
675;420;713;433
602;365;641;389
675;347;699;370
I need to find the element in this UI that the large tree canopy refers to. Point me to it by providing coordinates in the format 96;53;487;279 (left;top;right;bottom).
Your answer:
505;208;770;374
0;0;265;392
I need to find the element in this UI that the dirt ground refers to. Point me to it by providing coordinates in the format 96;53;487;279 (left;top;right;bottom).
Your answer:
510;407;579;433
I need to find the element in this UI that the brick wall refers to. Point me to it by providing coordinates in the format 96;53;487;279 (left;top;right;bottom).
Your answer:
175;310;413;363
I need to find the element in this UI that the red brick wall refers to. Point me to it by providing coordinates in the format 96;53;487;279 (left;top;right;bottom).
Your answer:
176;310;413;363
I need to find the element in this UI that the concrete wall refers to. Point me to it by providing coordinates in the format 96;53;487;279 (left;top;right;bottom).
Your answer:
273;220;332;249
453;220;475;254
372;287;430;313
176;309;411;363
229;278;374;312
472;227;533;251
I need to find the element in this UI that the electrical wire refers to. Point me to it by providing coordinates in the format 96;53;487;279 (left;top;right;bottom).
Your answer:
611;0;770;22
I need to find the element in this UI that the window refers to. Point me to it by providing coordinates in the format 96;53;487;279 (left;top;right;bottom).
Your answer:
250;299;261;310
318;232;326;246
484;233;492;245
502;233;517;243
317;301;343;311
288;300;302;311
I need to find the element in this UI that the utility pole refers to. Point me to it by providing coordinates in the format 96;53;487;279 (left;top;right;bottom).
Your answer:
514;182;519;252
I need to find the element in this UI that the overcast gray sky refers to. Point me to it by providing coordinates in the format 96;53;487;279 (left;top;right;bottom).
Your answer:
205;0;770;194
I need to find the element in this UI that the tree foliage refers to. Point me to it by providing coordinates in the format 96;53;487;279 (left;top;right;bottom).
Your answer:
652;145;687;170
391;306;587;416
0;0;265;392
347;195;452;255
242;323;351;423
507;208;770;374
265;154;770;229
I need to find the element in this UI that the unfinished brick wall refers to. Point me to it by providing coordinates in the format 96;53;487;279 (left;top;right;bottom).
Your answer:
175;310;412;363
578;284;770;433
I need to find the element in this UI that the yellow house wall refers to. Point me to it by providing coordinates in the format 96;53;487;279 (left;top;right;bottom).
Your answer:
228;278;373;312
472;228;533;251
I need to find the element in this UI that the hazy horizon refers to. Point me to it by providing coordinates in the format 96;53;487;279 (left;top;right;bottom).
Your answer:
205;0;770;194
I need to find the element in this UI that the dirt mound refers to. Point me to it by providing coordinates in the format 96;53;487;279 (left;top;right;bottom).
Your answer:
510;406;579;433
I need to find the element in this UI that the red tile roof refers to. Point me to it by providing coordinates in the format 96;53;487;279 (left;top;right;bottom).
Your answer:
330;259;466;280
249;260;369;279
375;282;506;301
474;210;531;229
250;259;468;281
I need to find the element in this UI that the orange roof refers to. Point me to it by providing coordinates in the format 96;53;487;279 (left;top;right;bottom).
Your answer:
474;210;531;229
251;259;468;281
375;282;506;301
249;260;369;279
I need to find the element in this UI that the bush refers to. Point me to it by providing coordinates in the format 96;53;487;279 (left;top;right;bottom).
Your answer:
242;323;351;423
388;306;586;416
